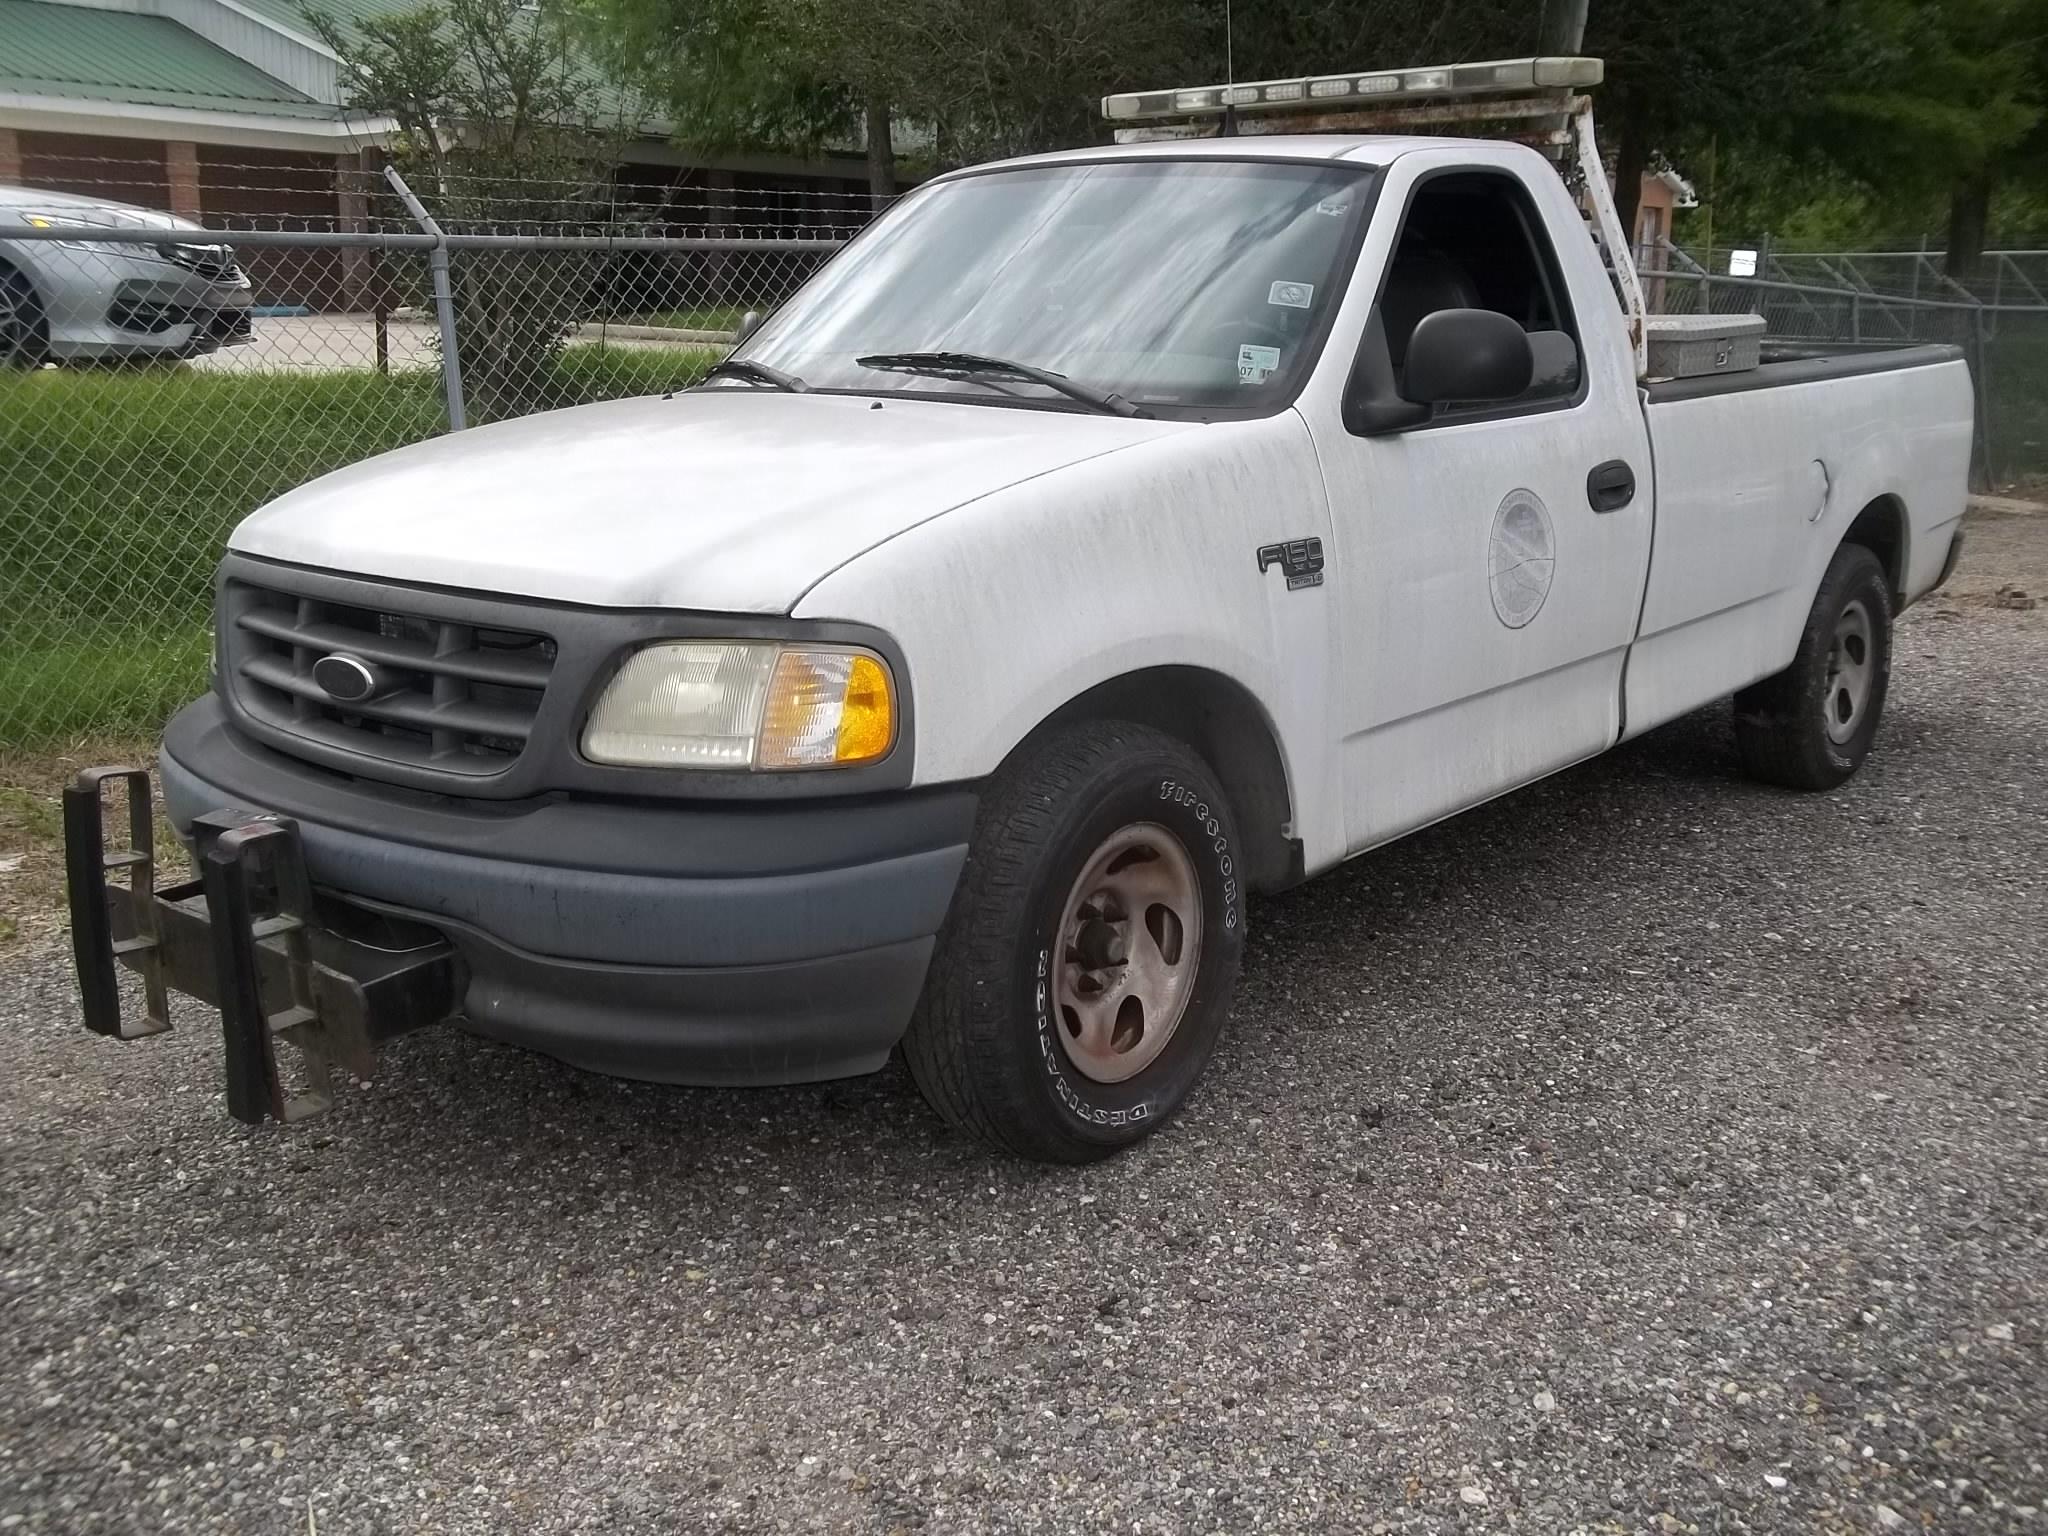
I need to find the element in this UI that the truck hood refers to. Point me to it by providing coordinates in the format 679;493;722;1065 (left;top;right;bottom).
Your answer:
229;390;1186;611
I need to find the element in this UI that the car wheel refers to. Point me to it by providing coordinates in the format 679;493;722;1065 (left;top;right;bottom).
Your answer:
1734;542;1894;791
903;721;1245;1162
0;262;49;368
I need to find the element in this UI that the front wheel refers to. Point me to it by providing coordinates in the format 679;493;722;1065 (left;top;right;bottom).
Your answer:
1734;542;1894;791
903;721;1245;1162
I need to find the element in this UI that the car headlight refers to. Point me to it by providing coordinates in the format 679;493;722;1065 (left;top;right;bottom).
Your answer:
20;210;198;259
582;641;897;770
19;213;104;250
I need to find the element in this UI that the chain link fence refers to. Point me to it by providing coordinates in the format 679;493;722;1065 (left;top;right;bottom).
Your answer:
2;160;866;745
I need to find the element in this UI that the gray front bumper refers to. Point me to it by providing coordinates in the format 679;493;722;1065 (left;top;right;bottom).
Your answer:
160;697;974;1085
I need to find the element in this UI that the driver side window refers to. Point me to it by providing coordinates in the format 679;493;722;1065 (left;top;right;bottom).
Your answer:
1375;170;1582;413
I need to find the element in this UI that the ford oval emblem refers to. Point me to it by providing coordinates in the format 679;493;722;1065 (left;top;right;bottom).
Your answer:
311;652;380;703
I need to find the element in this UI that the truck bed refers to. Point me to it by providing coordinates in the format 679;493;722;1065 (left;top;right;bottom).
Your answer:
1625;344;1975;736
1644;342;1966;404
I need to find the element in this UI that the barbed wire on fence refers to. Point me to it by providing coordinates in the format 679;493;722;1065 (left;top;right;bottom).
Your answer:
1659;238;2048;309
8;153;897;242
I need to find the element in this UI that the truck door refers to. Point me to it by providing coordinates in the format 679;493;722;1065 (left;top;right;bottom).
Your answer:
1304;159;1655;851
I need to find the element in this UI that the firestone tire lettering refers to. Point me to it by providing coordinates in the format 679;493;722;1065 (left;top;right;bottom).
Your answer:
1160;778;1240;930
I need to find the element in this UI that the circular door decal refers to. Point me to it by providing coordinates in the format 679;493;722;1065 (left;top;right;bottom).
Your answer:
1488;489;1556;629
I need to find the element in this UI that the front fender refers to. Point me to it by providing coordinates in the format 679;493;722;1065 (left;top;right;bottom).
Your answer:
795;410;1349;870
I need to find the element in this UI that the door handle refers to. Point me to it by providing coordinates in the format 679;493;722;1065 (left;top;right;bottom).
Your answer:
1587;460;1636;513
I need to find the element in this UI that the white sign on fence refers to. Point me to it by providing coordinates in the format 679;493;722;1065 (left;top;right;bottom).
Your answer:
1728;248;1759;277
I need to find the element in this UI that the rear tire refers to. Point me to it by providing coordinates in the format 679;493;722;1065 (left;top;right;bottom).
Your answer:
0;261;49;369
903;721;1246;1163
1734;542;1893;791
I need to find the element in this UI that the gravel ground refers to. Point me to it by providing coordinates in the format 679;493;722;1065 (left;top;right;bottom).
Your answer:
3;514;2045;1535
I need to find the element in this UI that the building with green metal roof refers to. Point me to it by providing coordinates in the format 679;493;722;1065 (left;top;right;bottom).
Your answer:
0;0;396;156
0;0;881;230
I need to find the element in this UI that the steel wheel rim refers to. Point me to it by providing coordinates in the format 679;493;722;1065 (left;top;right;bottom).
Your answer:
1824;598;1875;744
1051;822;1203;1085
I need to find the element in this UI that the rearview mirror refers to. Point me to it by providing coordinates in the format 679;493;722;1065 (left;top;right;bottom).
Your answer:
733;310;764;346
1401;308;1535;405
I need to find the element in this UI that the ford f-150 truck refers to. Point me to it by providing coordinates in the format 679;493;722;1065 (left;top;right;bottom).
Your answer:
64;58;1973;1161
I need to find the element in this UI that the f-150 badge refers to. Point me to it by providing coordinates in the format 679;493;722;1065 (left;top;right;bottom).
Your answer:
1256;538;1325;591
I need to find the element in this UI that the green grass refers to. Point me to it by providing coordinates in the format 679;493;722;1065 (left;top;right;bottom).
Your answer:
3;629;217;745
609;305;746;335
552;343;718;399
1;346;718;745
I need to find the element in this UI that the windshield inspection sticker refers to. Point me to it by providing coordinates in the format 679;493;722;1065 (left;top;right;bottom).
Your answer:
1268;280;1315;309
1237;343;1281;385
1315;198;1347;217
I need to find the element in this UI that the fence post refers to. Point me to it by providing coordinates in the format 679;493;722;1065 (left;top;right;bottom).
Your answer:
383;166;467;432
1969;305;1993;492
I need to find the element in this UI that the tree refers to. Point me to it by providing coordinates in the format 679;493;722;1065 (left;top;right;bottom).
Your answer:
897;0;1205;165
1822;0;2046;278
591;0;1209;194
1583;0;1850;243
1215;0;1527;81
584;0;855;173
312;0;635;416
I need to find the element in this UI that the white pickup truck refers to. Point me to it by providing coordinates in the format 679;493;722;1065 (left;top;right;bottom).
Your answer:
65;60;1972;1161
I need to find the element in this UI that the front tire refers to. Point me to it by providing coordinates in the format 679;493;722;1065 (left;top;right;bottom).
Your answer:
904;721;1246;1162
1734;542;1894;791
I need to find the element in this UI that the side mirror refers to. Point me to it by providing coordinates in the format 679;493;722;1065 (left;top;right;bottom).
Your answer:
1401;308;1535;405
733;309;764;346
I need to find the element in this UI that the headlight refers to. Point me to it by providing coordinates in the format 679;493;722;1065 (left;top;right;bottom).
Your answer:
19;213;103;250
20;210;191;257
582;641;897;770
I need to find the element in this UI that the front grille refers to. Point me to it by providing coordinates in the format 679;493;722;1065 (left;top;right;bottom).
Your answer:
155;241;241;283
225;580;556;777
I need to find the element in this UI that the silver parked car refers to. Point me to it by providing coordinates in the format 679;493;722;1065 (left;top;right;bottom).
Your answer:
0;184;254;366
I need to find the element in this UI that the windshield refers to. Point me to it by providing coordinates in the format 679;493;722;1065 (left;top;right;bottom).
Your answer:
735;159;1374;413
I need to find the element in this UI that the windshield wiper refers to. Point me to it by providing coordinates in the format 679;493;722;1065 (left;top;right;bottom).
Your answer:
699;356;809;393
855;351;1150;418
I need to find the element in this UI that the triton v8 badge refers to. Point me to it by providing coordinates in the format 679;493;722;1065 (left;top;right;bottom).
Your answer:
1257;538;1325;591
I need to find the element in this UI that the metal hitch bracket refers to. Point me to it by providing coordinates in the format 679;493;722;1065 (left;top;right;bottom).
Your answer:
65;767;172;1039
195;812;334;1123
62;767;461;1126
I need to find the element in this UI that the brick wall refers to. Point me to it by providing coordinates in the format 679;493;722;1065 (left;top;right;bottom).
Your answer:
16;131;170;208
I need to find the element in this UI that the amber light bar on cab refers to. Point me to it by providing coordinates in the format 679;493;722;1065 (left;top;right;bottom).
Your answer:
1102;56;1603;123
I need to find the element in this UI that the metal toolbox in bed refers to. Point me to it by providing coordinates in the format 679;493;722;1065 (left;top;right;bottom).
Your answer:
1644;313;1766;380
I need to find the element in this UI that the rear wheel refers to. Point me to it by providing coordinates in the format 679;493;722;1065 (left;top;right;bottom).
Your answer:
903;721;1245;1162
0;262;49;368
1734;542;1893;790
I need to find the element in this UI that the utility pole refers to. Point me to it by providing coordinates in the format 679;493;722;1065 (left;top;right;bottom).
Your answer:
1537;0;1590;53
1534;0;1592;174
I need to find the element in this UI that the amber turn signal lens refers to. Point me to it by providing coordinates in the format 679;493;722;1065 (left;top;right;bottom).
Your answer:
756;648;896;768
